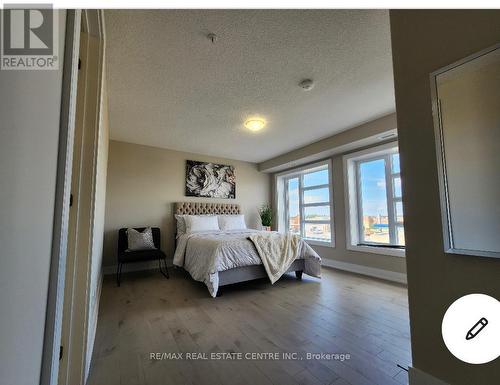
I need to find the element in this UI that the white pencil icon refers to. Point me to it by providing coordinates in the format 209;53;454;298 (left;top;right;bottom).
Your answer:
465;317;488;340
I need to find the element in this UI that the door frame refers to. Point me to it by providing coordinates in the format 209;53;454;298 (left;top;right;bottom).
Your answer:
40;9;81;385
40;9;105;385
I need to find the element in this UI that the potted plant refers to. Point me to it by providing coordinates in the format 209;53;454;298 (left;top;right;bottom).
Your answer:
259;204;273;231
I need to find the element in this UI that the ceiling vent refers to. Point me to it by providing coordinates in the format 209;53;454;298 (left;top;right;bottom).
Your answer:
377;132;398;140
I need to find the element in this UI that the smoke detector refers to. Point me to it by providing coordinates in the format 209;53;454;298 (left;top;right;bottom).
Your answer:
299;79;314;91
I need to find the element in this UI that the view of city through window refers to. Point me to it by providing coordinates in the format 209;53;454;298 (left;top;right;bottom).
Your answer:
283;152;404;247
286;167;332;243
358;153;405;246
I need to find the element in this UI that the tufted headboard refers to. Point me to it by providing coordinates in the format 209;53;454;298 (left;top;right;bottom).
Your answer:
175;202;241;216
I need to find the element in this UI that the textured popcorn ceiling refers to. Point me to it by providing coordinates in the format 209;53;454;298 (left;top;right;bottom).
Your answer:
105;10;395;163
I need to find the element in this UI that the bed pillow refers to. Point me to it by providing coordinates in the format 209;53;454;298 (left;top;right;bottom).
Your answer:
184;215;220;233
218;214;247;230
174;214;187;237
126;227;156;251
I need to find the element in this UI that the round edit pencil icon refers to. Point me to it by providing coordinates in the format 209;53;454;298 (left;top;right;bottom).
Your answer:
442;293;500;364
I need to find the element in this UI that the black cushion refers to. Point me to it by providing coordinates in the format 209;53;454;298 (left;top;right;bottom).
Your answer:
119;249;166;263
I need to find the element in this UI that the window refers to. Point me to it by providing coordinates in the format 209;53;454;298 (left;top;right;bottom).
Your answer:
276;161;334;246
344;143;405;256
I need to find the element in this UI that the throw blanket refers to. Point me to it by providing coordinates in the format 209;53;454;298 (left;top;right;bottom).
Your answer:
248;232;301;284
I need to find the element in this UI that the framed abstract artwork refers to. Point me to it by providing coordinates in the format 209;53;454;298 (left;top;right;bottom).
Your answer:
185;160;236;199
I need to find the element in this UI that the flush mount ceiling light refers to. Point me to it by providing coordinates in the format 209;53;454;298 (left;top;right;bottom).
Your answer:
244;118;266;132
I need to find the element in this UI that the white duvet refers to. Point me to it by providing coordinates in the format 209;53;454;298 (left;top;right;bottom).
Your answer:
173;229;321;297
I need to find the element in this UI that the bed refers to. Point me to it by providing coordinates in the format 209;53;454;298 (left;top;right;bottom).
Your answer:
172;202;321;297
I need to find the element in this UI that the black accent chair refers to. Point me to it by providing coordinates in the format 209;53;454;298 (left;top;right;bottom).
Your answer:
117;227;169;286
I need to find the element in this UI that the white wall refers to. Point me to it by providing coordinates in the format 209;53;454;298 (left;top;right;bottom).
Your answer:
0;10;67;385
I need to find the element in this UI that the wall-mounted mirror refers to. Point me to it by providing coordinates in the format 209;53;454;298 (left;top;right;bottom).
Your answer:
431;43;500;258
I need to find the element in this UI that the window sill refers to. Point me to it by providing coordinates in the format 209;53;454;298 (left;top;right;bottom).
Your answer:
347;244;405;257
306;239;335;248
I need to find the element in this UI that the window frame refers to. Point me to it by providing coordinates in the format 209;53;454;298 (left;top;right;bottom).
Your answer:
344;142;405;257
275;159;335;248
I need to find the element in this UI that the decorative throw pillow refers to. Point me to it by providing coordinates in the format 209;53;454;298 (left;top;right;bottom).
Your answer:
218;215;247;230
126;227;156;251
184;215;220;233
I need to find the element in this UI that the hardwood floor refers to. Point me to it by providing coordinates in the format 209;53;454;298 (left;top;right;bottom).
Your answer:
87;267;411;385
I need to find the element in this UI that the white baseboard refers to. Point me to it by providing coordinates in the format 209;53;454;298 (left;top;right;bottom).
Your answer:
409;367;449;385
321;258;407;284
103;259;173;275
